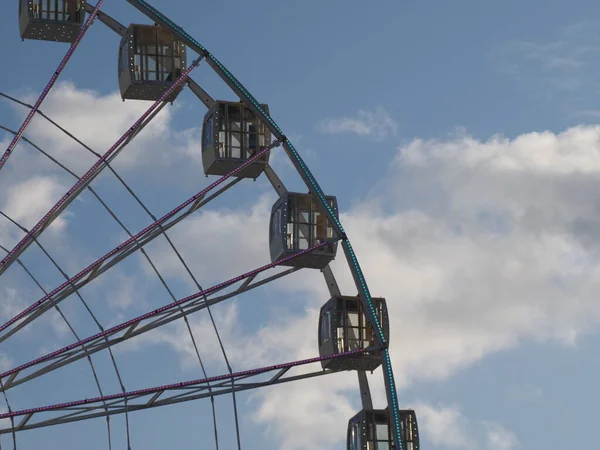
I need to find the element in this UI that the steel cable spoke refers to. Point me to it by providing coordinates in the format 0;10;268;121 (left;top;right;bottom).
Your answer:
165;223;242;448
0;376;17;450
0;223;117;450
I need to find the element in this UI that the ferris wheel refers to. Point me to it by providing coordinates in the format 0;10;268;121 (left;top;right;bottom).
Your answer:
0;1;419;449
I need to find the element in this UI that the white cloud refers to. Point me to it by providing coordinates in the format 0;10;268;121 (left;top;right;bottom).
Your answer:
318;107;398;141
0;288;24;323
400;126;600;174
6;82;205;180
0;353;11;372
415;404;471;448
251;377;356;450
0;283;74;347
494;19;600;108
0;174;69;251
415;403;518;450
2;175;68;231
142;123;600;448
129;303;240;372
19;82;170;171
102;269;146;312
141;193;276;286
0;81;202;268
483;422;519;450
507;385;543;401
4;82;592;449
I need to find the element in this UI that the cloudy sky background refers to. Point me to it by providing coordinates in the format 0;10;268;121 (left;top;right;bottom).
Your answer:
1;0;600;449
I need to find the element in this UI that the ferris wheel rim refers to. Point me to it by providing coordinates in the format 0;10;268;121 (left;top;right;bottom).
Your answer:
1;0;411;448
0;91;354;446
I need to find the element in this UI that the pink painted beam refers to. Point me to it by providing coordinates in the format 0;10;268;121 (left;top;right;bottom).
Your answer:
0;240;330;382
0;348;365;420
0;53;203;275
0;1;104;172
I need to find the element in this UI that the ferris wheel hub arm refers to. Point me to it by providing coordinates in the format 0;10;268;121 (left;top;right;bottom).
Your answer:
0;139;280;346
0;242;332;391
0;350;363;433
83;3;127;36
0;1;104;174
0;52;201;279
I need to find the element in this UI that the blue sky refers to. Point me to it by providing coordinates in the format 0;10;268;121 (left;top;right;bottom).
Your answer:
2;0;600;449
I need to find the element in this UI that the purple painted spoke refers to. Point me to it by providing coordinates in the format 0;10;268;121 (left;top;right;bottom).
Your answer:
0;240;330;381
0;348;365;420
0;1;104;173
0;144;272;337
0;55;202;275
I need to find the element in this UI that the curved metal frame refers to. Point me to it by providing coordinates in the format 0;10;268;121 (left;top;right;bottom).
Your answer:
0;0;407;448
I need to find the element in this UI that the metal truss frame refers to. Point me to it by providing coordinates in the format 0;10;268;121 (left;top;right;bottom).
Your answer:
118;2;405;446
0;137;283;344
0;1;407;447
0;350;367;434
1;264;302;390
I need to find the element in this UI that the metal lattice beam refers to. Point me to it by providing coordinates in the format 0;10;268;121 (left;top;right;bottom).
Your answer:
1;266;299;390
0;350;366;434
0;52;203;278
0;139;285;344
0;1;103;173
0;242;327;390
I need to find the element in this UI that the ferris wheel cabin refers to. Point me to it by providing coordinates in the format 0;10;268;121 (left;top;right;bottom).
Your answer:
118;24;187;102
19;0;86;42
202;101;271;179
348;408;419;450
318;295;388;371
269;192;338;269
